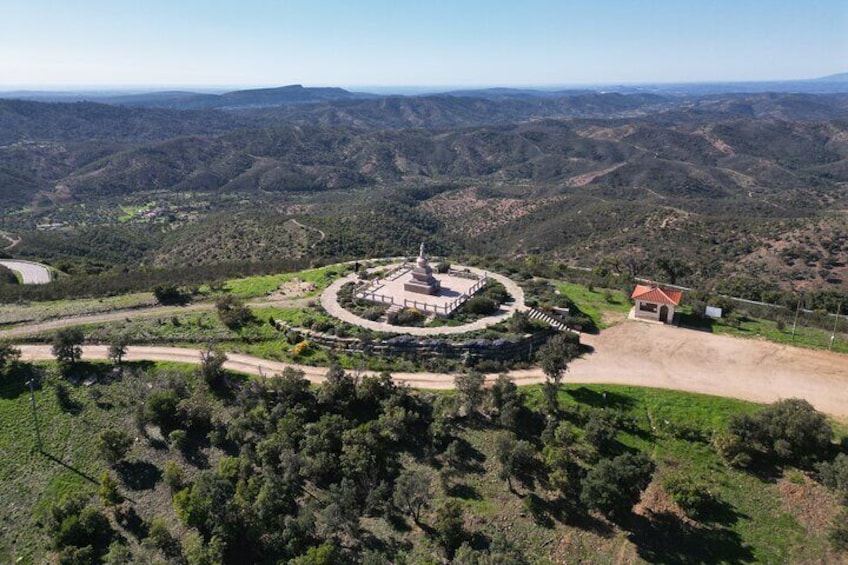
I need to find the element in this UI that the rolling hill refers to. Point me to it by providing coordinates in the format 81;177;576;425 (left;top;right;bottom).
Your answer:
1;91;847;292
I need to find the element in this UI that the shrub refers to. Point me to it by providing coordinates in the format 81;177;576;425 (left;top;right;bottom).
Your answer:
98;472;123;507
292;341;311;357
464;296;498;316
361;306;387;321
387;308;425;326
52;327;84;366
727;398;833;466
199;347;227;390
144;389;181;433
829;508;848;552
584;413;618;454
311;320;334;333
434;499;466;558
711;429;752;467
54;506;114;556
96;429;133;466
163;460;185;492
818;453;848;503
169;429;188;451
580;452;655;519
663;473;716;520
152;284;188;305
146;518;181;558
215;295;254;330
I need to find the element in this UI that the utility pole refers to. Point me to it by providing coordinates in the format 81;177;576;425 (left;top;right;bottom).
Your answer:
27;378;42;452
791;295;801;343
830;303;841;351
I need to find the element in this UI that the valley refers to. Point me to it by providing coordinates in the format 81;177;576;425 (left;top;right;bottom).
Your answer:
2;84;848;564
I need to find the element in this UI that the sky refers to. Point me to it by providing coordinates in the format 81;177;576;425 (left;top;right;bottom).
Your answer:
0;0;846;89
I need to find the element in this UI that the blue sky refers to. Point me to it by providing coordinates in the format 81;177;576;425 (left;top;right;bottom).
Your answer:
1;0;845;88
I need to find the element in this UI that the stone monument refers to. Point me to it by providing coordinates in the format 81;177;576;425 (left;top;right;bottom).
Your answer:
404;242;441;296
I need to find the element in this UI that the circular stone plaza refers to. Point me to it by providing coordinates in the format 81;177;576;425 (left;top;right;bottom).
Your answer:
320;244;527;336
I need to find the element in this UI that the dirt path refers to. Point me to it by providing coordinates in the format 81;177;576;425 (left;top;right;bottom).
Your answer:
289;219;326;250
16;320;848;421
0;232;20;251
0;297;311;339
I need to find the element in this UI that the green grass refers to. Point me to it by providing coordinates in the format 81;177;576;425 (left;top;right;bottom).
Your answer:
711;316;848;355
223;265;347;298
553;281;632;328
0;362;225;564
0;292;156;326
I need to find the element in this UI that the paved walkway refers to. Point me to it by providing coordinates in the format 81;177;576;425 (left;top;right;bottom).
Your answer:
320;265;527;336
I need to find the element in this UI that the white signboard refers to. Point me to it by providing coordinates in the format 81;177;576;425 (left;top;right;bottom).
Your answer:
705;306;723;319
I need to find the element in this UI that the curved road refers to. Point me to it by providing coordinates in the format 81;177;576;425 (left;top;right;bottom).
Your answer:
16;320;848;421
0;260;52;284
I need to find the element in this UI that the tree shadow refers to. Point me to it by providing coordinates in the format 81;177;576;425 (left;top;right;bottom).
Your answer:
742;459;785;484
467;530;492;551
116;460;162;491
442;436;486;475
697;497;747;527
677;313;716;333
568;387;636;411
445;483;482;501
114;503;148;539
359;527;413;558
0;364;41;399
624;511;755;564
518;493;616;536
179;433;212;469
386;511;413;533
148;437;169;451
523;492;555;528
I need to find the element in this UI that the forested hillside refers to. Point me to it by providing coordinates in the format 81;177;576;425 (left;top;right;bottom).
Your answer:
1;91;848;293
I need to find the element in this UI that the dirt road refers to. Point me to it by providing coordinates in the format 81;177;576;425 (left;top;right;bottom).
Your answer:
16;319;848;420
0;297;310;339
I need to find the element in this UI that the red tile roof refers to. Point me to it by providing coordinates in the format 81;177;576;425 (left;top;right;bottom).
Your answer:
631;284;683;306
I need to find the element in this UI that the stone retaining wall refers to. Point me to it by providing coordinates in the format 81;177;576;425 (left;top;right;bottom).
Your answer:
274;320;564;361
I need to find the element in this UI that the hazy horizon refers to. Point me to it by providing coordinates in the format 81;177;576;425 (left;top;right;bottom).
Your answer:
1;71;846;96
2;0;845;88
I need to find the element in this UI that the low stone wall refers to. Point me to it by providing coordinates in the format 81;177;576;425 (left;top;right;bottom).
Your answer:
274;320;564;361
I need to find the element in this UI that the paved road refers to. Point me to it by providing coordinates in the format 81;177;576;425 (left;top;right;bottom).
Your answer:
320;265;527;336
16;319;848;421
0;260;51;284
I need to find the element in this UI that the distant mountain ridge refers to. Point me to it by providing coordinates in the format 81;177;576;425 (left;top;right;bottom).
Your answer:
99;84;377;110
813;72;848;83
3;74;848;111
0;84;376;110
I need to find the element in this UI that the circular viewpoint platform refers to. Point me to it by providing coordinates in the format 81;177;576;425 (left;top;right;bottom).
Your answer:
320;262;527;336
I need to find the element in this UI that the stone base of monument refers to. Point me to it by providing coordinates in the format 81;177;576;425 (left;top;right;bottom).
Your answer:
404;280;441;295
